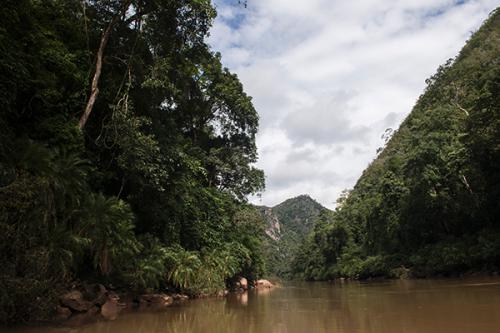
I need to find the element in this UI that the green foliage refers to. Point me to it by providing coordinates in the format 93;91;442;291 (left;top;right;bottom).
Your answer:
165;246;203;291
122;235;168;291
295;9;500;280
0;142;90;323
163;241;255;295
0;0;265;323
81;193;140;277
260;195;329;279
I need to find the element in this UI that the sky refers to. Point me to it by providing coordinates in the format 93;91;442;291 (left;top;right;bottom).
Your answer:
207;0;499;209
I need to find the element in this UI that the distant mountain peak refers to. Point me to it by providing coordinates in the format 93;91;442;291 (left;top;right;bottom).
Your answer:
259;194;330;277
275;194;321;207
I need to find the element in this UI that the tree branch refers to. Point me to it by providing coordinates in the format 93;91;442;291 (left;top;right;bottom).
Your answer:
79;0;133;130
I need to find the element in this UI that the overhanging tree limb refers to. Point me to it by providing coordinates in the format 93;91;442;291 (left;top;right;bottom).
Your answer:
79;0;133;130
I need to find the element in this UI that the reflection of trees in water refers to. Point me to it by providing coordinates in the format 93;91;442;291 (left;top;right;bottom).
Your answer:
235;292;248;305
161;301;240;333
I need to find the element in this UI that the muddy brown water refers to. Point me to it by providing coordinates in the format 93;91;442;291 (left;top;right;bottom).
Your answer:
3;277;500;333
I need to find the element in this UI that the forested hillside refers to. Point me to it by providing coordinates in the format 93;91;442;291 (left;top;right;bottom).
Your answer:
295;9;500;280
259;195;328;278
0;0;265;323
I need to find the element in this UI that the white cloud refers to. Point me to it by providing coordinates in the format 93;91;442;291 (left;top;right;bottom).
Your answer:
282;91;370;145
209;0;499;209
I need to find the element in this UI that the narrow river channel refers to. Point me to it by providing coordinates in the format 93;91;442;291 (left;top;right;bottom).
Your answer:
4;277;500;333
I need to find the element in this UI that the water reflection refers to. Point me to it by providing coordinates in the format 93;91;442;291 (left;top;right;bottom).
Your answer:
235;292;248;305
3;277;500;333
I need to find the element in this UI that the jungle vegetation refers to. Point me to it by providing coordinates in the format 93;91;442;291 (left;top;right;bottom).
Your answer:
0;0;265;323
1;0;499;325
294;9;500;281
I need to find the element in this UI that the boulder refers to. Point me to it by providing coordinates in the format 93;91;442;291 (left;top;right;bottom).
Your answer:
139;294;173;306
238;277;248;290
101;299;118;320
55;305;72;320
60;290;92;312
255;279;273;289
108;291;120;302
83;283;108;305
172;293;189;301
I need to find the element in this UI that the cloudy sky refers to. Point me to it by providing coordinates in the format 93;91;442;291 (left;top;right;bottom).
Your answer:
208;0;499;209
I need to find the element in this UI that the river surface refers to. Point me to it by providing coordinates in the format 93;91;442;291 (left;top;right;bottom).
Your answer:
4;277;500;333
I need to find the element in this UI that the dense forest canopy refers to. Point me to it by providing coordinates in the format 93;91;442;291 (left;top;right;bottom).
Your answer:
0;0;265;323
294;8;500;281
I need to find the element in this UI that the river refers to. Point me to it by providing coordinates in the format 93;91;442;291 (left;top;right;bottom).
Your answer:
4;277;500;333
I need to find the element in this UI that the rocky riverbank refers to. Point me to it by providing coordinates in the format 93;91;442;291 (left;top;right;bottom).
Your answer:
53;278;276;325
54;283;189;325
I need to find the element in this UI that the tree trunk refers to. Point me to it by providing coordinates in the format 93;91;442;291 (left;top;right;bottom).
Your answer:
100;245;111;276
79;0;133;130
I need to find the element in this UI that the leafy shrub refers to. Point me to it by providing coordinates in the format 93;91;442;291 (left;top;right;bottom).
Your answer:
358;256;391;278
122;235;168;291
409;240;470;276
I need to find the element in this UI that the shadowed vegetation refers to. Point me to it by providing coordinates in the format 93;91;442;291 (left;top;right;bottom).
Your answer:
0;0;265;323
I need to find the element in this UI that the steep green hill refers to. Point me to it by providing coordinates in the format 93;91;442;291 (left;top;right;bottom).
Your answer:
295;8;500;280
258;195;329;278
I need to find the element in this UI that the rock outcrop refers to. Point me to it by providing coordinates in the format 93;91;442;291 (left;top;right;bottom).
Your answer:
261;208;281;241
58;284;125;322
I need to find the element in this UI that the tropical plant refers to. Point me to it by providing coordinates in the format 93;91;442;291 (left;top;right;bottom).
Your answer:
81;193;140;277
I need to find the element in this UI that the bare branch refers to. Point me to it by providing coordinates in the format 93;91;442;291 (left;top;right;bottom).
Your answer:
79;0;133;130
461;173;473;194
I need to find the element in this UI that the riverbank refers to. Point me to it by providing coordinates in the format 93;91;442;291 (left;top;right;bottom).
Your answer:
49;283;191;325
3;277;500;333
24;278;277;327
303;270;500;286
